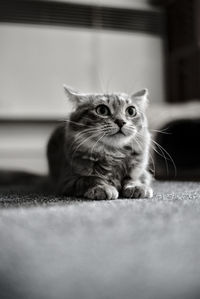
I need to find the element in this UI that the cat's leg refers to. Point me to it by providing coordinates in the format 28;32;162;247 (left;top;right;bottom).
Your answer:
59;175;119;200
122;170;153;199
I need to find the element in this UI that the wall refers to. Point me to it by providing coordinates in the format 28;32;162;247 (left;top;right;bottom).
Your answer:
0;24;164;119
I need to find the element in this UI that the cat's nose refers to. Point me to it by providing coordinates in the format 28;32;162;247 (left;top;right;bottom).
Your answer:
114;119;126;128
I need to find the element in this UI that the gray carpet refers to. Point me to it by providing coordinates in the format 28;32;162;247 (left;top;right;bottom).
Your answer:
0;181;200;299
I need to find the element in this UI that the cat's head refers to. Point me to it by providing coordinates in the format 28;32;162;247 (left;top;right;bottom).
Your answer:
64;85;149;149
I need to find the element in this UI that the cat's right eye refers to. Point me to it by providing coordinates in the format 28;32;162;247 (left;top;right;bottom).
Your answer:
96;105;110;116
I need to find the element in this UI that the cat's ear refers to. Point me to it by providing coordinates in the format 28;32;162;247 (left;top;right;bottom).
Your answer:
63;85;87;106
130;88;149;110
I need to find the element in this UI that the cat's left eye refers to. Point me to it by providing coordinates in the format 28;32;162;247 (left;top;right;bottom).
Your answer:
96;105;110;116
126;106;137;117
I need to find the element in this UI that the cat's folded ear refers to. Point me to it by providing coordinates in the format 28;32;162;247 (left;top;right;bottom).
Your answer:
63;85;87;106
130;88;149;110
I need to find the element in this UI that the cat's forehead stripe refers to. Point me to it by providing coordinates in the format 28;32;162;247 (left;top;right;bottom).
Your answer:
116;95;121;105
113;95;127;109
93;94;132;108
107;95;116;109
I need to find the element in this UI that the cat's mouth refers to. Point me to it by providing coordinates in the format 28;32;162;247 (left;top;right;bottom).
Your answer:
108;128;127;137
115;129;126;136
118;130;125;135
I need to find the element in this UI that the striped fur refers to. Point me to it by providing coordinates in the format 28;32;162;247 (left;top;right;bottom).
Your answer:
47;87;153;199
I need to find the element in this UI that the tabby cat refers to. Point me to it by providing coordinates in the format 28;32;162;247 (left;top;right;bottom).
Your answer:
47;86;153;200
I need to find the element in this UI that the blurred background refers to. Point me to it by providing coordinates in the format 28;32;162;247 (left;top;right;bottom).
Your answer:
0;0;200;180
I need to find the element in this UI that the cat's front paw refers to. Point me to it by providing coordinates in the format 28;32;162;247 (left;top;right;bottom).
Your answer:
84;185;119;200
122;183;153;199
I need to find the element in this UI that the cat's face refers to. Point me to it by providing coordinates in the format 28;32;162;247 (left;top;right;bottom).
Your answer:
64;86;148;149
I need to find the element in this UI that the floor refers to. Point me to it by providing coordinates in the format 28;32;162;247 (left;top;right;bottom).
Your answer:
0;181;200;299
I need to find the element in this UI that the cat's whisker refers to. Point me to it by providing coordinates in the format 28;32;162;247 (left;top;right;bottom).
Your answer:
72;124;112;154
150;143;168;161
150;143;167;176
150;142;169;176
151;139;177;177
71;127;106;148
70;130;95;149
70;132;102;168
155;127;170;133
125;127;136;133
137;130;170;176
64;119;90;127
150;128;171;135
149;152;156;177
90;133;106;156
81;116;96;123
73;125;111;144
147;150;156;177
135;136;156;176
145;144;156;177
74;128;101;139
72;132;102;156
134;136;142;151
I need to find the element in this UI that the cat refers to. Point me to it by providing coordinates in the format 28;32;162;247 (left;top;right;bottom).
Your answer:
47;85;153;200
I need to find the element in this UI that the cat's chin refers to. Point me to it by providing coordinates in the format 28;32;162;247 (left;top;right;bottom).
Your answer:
102;133;134;148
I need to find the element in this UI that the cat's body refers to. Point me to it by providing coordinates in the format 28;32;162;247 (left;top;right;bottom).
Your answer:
47;86;153;200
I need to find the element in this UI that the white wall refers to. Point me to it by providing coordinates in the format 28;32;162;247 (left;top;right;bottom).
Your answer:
0;25;94;118
0;24;165;119
97;31;164;101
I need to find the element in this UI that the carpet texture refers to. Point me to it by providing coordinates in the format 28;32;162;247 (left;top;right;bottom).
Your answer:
0;181;200;299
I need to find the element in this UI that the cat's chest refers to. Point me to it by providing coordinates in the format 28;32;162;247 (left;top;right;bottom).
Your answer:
80;153;130;180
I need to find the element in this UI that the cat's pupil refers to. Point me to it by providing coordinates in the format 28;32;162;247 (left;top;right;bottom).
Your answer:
100;106;106;114
96;105;109;116
127;106;136;116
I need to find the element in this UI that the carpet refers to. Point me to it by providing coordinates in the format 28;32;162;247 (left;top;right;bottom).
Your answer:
0;181;200;299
